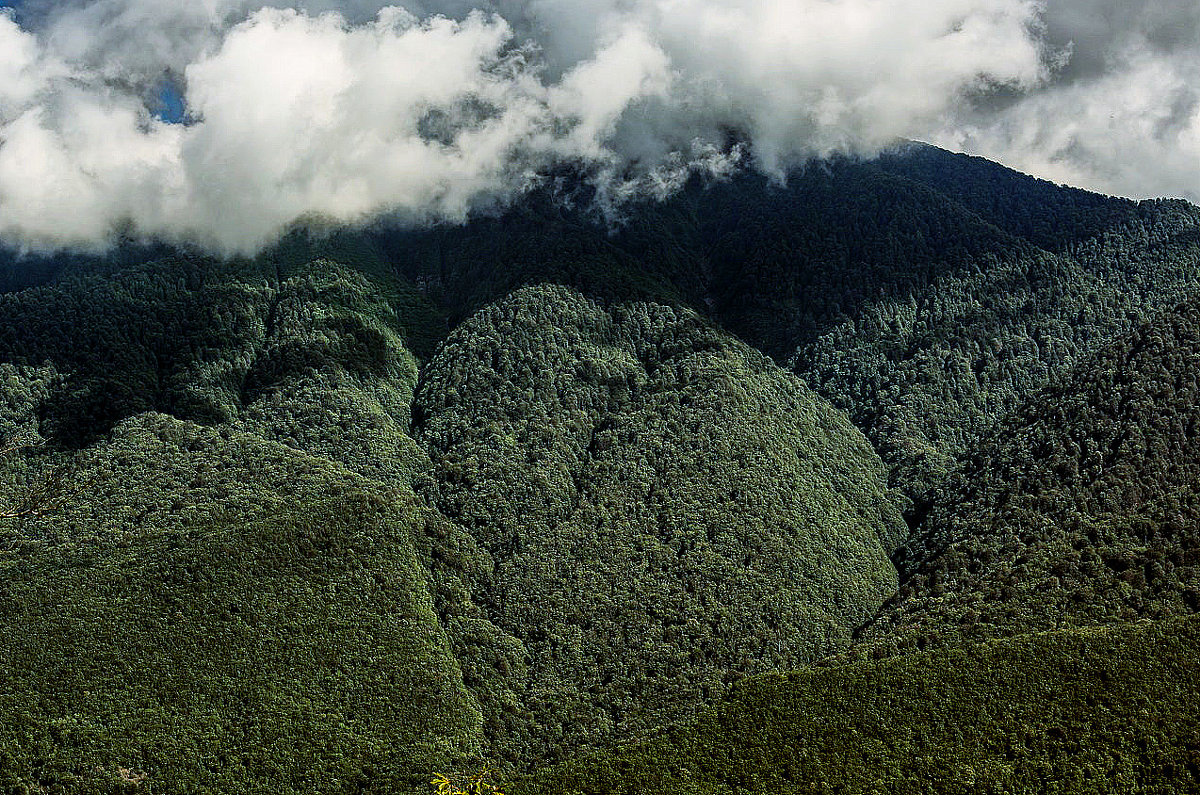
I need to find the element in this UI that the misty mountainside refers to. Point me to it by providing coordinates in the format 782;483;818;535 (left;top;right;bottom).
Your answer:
308;143;1200;502
2;144;1200;793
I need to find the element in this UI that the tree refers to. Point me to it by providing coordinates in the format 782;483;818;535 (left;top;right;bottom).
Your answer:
0;434;79;521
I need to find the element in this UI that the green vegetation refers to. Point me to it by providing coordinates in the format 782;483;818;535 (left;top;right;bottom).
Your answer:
2;145;1200;792
854;295;1200;657
514;616;1200;795
0;415;482;794
794;191;1200;500
368;144;1200;505
0;262;910;782
432;767;506;795
415;285;904;763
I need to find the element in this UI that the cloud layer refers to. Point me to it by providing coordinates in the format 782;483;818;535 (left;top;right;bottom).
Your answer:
938;0;1200;203
0;0;1196;253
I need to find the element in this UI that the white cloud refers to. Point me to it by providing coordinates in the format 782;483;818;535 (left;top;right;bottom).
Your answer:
0;12;60;110
941;15;1200;201
174;8;550;250
0;0;1195;253
640;0;1046;168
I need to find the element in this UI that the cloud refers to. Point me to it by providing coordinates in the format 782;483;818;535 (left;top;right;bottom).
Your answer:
1;4;678;252
940;46;1200;202
174;8;553;250
0;0;1195;254
938;1;1200;201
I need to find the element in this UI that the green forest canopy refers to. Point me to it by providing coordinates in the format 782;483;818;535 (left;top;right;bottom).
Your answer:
1;145;1199;792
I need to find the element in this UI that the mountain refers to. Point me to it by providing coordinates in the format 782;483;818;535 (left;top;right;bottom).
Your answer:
414;284;904;763
1;416;482;794
853;294;1200;658
1;145;1199;793
794;146;1200;501
0;262;906;787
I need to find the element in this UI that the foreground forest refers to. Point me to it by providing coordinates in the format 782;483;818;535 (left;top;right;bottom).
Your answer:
1;144;1199;793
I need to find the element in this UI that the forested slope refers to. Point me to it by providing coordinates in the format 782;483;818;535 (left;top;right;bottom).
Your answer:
365;148;1200;502
792;186;1200;500
414;285;904;762
0;415;482;794
0;259;909;785
516;616;1200;795
853;295;1200;657
873;143;1147;250
0;255;484;792
2;144;1200;793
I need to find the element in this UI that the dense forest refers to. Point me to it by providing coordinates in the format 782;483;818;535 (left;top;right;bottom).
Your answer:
1;144;1199;793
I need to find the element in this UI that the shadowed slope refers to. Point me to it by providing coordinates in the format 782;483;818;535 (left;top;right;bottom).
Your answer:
0;414;481;795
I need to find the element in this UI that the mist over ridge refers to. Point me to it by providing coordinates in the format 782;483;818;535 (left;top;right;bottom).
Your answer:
1;0;1197;254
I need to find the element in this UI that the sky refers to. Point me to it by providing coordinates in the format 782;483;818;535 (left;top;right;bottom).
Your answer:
0;0;1197;254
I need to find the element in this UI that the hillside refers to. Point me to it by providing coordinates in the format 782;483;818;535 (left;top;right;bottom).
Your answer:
853;295;1200;657
375;149;1200;501
2;145;1200;792
414;285;904;763
516;616;1200;795
0;415;482;794
0;265;907;784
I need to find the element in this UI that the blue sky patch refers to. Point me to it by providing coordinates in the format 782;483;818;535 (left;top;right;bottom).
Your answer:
153;81;188;125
